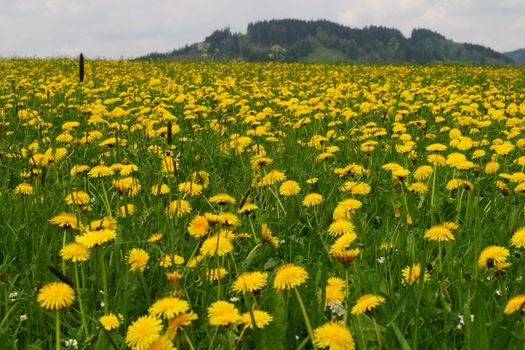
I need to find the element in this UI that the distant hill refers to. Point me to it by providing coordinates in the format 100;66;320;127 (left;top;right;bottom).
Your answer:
139;19;513;65
504;49;525;65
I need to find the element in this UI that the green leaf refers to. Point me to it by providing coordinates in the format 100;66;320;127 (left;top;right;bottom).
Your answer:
258;290;287;350
391;322;412;350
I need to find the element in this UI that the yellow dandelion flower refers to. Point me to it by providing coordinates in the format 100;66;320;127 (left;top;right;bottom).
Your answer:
89;217;118;230
273;263;308;291
36;282;75;310
112;177;141;196
232;271;268;294
128;248;150;272
125;315;162;350
187;215;209;238
251;156;273;170
306;177;319;184
478;245;510;269
337;199;362;213
166;271;183;284
427;154;446;166
426;143;447;152
424;225;455;242
208;301;241;326
165;200;191;217
262;224;280;248
120;164;138;176
392;167;410;180
515;183;525;194
151;183;170;196
504;295;525;315
161;156;178;175
75;229;116;248
485;161;500;174
327;220;355;237
510;227;525;248
65;191;91;206
167;312;198;339
149;296;190;319
99;313;121;331
332;248;361;267
178;181;203;196
119;203;135;217
413;165;433;181
216;212;240;227
209;193;236;205
351;294;385;315
159;254;184;268
240;310;273;329
279;180;301;196
60;242;91;262
200;233;234;257
407;182;428;193
313;321;355;350
401;264;430;286
148;232;163;242
238;199;258;214
49;212;79;229
491;142;515;156
145;336;175;350
339;181;371;196
330;233;358;255
258;169;286;187
88;165;114;178
303;193;324;207
325;277;346;305
70;165;90;176
14;182;33;195
206;267;228;281
382;162;403;172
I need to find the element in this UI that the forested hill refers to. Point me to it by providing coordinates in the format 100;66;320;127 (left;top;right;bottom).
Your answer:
139;19;513;64
504;49;525;65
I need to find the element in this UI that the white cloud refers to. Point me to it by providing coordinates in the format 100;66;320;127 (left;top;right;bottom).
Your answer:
0;0;522;58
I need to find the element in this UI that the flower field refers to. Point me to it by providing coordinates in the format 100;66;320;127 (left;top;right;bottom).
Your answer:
1;59;525;349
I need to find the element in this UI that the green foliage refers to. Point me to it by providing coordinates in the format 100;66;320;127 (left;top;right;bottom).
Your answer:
139;19;513;65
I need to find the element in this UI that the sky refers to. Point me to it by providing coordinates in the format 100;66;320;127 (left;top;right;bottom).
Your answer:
1;0;524;58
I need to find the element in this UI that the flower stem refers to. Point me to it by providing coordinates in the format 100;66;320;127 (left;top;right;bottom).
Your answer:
182;329;196;350
208;326;219;350
98;249;108;313
372;317;383;348
293;287;318;350
55;310;61;350
430;164;437;225
74;263;89;338
344;269;350;325
226;327;234;350
522;315;525;350
356;315;367;350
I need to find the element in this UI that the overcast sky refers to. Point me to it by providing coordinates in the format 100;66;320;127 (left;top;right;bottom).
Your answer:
1;0;524;58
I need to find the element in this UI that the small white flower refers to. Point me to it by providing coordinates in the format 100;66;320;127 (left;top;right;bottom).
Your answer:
19;314;27;322
100;301;105;308
327;302;346;318
229;296;240;303
65;338;78;348
9;292;18;301
495;289;501;296
280;239;286;244
377;257;386;264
